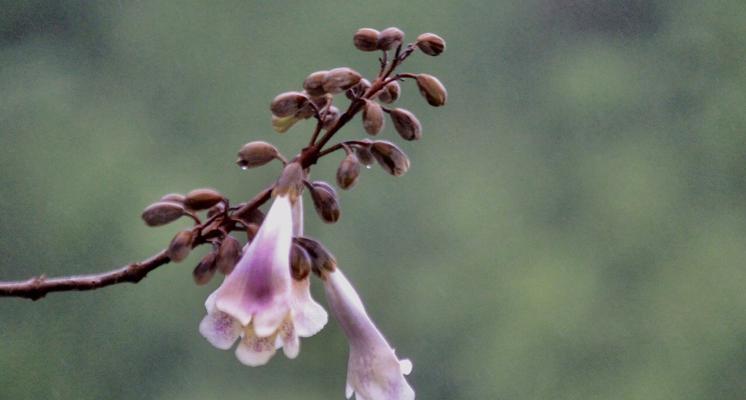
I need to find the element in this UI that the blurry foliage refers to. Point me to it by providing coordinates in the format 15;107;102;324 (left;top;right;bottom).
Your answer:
1;0;745;399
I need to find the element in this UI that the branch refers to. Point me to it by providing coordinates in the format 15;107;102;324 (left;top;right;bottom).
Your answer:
0;250;171;301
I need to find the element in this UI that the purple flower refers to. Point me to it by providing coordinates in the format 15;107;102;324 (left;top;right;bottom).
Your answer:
323;268;415;400
199;195;327;366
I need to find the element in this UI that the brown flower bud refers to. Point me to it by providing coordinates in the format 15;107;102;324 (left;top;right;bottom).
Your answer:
294;100;317;119
346;78;371;100
184;188;224;211
309;181;340;223
376;80;400;104
160;193;185;203
303;70;328;97
322;67;362;94
416;33;446;56
141;201;185;227
322;106;341;130
234;207;264;226
274;162;304;199
390;108;422;141
294;237;337;274
362;100;385;135
371;140;410;176
354;142;376;167
290;242;312;280
270;91;309;117
378;27;404;51
416;74;447;107
336;152;361;190
216;235;242;275
272;115;300;133
236;141;280;170
167;229;194;262
353;28;380;52
207;203;225;218
193;251;217;285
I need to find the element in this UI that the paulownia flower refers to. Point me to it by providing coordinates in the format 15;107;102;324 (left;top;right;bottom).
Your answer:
323;268;415;400
199;194;327;366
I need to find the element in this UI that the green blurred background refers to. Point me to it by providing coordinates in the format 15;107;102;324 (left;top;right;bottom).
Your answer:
1;1;745;399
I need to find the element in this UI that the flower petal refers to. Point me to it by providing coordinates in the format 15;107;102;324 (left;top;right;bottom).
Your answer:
199;310;241;350
235;328;277;367
291;278;328;337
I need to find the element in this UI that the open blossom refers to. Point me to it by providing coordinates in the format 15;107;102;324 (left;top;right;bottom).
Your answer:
323;268;415;400
199;194;327;366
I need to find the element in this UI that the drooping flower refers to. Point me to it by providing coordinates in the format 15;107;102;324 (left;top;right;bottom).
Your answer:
323;268;415;400
199;194;327;366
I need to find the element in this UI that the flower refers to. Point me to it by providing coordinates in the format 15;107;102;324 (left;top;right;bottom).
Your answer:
199;194;327;366
323;268;415;400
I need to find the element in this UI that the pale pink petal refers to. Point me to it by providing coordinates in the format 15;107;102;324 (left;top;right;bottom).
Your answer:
279;320;300;359
199;311;241;350
253;304;290;337
235;330;277;367
291;278;328;337
399;359;413;375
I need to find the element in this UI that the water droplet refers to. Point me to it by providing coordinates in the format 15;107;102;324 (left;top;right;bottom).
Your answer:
365;165;372;169
240;165;249;170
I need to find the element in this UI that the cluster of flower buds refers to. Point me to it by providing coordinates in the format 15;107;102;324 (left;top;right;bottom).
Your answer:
141;26;446;400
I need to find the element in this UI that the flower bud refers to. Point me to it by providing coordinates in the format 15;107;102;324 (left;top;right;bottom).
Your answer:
336;152;361;190
274;162;304;199
294;100;317;119
416;74;447;107
378;27;404;51
416;33;446;56
390;108;422;141
376;80;400;104
216;235;242;275
184;188;224;211
354;142;376;167
353;28;380;52
294;237;337;274
193;251;217;285
234;207;264;226
270;91;309;117
167;229;194;262
362;100;384;135
272;115;300;133
303;70;328;97
346;78;371;100
207;203;225;218
141;201;185;227
322;67;362;94
290;242;312;280
371;140;410;176
160;193;185;203
322;106;341;130
309;181;340;223
236;141;279;169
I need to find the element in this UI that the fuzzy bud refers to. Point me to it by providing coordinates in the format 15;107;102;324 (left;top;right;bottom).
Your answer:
294;237;337;274
215;235;242;275
416;74;447;107
160;193;185;203
378;27;404;51
416;33;446;56
193;251;218;285
376;80;401;104
354;142;376;167
236;141;280;169
303;70;328;97
167;230;194;262
322;106;341;130
390;108;422;141
270;91;310;117
141;201;185;227
290;242;312;280
322;67;362;94
371;140;410;176
362;100;385;135
309;181;340;223
274;162;304;200
184;188;224;211
346;78;371;100
353;28;380;52
336;152;361;190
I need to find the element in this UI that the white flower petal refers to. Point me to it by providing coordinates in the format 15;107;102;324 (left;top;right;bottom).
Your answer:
291;278;328;337
199;311;241;350
253;305;290;337
235;329;277;367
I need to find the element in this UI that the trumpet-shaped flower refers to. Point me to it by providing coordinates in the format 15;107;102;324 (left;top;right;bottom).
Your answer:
199;194;327;366
323;268;415;400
